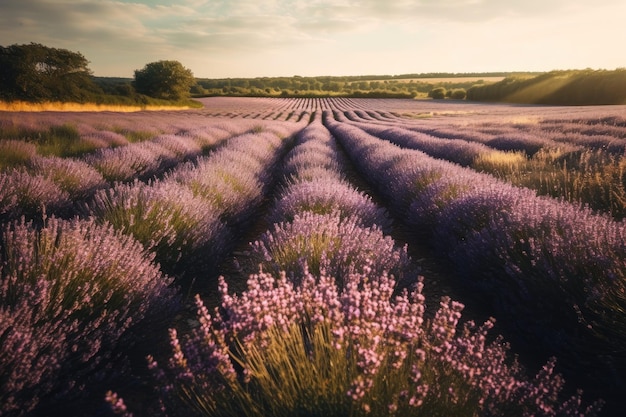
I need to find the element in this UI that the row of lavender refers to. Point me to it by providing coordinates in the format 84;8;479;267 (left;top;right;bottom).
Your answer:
336;108;626;219
0;116;273;223
0;119;304;415
324;113;626;402
121;118;601;417
84;121;301;278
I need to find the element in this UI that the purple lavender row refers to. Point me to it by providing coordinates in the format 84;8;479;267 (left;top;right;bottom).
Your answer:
245;118;406;282
324;114;626;392
136;120;602;416
351;120;499;167
0;216;180;416
340;109;581;158
81;118;272;183
84;121;303;279
1;116;304;415
0;119;267;222
353;108;626;155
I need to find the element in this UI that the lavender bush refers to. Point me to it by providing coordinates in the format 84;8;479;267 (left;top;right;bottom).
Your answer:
1;216;179;416
0;140;37;170
27;156;108;202
268;179;391;231
84;141;178;182
248;211;410;285
142;268;601;417
326;116;626;397
85;179;229;277
0;169;70;222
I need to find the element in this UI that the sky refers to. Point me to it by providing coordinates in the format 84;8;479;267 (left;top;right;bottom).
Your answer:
1;0;625;78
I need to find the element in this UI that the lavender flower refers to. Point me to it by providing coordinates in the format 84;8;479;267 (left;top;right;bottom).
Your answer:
145;268;600;417
269;179;392;231
249;211;411;285
85;179;229;276
0;217;179;415
0;169;70;222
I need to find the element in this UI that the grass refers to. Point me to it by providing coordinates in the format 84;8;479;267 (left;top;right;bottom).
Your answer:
0;123;99;158
0;100;200;112
0;140;37;171
474;147;626;219
108;126;162;143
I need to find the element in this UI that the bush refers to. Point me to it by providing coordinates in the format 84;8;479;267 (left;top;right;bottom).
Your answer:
0;217;179;416
428;87;447;99
248;211;410;284
450;88;467;99
141;269;601;417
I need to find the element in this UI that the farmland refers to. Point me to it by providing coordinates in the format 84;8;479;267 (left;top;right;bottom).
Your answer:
1;97;626;416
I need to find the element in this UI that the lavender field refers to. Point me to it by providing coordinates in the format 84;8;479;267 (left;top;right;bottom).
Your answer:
2;97;626;416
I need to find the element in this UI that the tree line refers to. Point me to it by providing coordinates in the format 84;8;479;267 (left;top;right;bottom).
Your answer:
467;69;626;105
0;42;501;103
0;43;197;106
193;75;496;99
3;43;624;106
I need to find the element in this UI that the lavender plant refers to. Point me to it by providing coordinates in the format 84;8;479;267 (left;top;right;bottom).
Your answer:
85;179;229;277
0;169;70;222
0;140;37;170
268;179;392;231
27;155;108;201
1;216;179;416
143;268;601;417
326;116;626;398
248;211;410;284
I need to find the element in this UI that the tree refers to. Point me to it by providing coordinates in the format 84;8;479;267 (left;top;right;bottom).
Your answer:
0;43;97;101
133;60;195;100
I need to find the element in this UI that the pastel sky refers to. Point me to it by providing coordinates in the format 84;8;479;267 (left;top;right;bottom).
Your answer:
1;0;625;78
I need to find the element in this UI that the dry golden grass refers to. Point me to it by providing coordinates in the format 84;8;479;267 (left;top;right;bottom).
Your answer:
473;150;526;172
0;101;191;112
369;76;505;84
412;76;505;84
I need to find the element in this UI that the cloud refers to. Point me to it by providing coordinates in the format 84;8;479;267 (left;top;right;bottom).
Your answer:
2;0;611;54
0;0;623;77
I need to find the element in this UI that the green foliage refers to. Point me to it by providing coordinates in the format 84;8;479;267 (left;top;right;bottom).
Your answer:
194;74;512;99
467;69;626;105
450;88;467;99
0;123;95;158
0;43;100;102
133;60;195;100
0;140;37;171
428;87;447;99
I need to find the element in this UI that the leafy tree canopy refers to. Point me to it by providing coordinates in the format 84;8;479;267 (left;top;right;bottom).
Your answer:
0;43;98;102
133;60;195;100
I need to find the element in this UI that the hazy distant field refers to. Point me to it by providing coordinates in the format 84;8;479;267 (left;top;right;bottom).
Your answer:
378;76;506;84
2;97;625;416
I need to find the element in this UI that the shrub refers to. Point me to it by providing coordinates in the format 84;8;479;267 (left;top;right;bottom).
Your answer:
28;156;107;201
0;217;179;416
142;269;601;417
0;140;37;170
85;179;229;277
269;179;392;232
0;169;70;221
428;87;446;99
450;88;467;100
248;211;411;285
